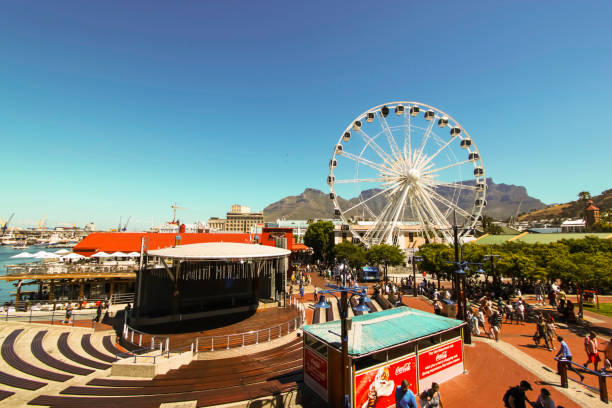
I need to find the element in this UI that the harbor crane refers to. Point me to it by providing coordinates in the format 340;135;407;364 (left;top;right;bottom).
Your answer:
1;213;15;236
171;203;185;224
38;214;48;230
121;216;131;232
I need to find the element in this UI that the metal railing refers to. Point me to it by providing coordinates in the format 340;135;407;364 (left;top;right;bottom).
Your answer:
114;344;194;365
556;357;611;403
195;302;306;352
1;309;98;328
122;324;171;352
110;293;134;305
5;263;137;276
4;298;111;313
122;302;306;353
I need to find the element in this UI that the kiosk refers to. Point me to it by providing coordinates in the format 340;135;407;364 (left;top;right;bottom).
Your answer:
302;306;466;407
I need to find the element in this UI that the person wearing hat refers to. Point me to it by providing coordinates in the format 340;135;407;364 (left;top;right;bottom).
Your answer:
503;380;532;408
395;379;417;408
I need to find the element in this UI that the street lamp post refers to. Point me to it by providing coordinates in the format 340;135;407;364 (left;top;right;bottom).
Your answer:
483;254;502;295
412;255;423;297
315;284;371;408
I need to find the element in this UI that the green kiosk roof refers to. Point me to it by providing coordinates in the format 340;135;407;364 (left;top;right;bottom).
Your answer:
302;306;464;356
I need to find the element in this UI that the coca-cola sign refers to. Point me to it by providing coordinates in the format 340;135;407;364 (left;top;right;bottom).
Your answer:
354;354;417;408
418;338;463;380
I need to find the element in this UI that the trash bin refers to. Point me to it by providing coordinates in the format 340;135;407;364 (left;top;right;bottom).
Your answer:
442;299;457;318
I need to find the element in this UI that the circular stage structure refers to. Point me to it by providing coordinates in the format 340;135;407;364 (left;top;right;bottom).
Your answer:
131;242;292;329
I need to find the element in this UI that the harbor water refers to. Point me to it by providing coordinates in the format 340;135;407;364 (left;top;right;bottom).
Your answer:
0;246;70;304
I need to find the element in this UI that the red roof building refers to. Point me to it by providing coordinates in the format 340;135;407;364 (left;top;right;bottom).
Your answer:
73;227;310;256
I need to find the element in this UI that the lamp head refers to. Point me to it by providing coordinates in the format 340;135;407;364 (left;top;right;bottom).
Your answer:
355;296;370;312
361;290;372;303
314;295;330;309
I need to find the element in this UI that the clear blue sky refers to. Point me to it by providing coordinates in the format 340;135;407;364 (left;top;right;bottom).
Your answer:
1;1;611;230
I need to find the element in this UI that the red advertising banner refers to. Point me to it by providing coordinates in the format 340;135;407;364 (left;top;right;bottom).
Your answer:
304;347;327;395
418;338;463;381
354;354;417;408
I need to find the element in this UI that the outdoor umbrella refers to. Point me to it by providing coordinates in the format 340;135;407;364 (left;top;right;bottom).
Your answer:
54;249;70;255
91;251;112;258
110;251;128;257
127;251;141;257
34;251;60;259
10;251;33;259
62;253;86;260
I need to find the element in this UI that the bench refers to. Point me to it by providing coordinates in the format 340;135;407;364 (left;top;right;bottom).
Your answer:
376;294;393;310
31;331;94;376
0;371;46;391
102;336;125;356
81;334;116;363
0;389;14;401
57;333;111;370
2;329;72;382
29;378;301;408
312;306;320;324
325;301;334;321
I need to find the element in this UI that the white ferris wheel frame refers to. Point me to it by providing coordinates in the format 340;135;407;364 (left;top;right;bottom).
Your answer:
328;101;487;247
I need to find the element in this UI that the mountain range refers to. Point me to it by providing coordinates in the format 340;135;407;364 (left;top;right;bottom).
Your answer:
263;178;547;222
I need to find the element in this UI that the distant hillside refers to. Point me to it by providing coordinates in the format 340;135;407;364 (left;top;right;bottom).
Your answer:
519;188;612;221
263;178;547;221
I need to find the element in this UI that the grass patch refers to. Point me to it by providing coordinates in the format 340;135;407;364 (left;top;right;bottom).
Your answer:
584;302;612;318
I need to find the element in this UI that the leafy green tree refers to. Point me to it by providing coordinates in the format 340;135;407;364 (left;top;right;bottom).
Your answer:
481;214;503;235
578;191;592;202
365;244;405;266
303;221;334;263
333;241;367;268
588;222;612;232
417;243;455;284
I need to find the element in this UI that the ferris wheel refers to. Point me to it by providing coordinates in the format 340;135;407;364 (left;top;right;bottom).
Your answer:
328;101;486;247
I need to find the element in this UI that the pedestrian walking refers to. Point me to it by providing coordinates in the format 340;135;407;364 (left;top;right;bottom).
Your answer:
477;308;486;335
313;287;318;303
64;304;73;324
489;309;502;341
533;314;552;350
555;336;584;381
299;284;304;300
515;299;525;325
395;379;417;408
532;388;556;408
419;382;443;408
603;339;612;372
503;380;532;408
583;332;601;370
433;299;442;315
94;303;102;323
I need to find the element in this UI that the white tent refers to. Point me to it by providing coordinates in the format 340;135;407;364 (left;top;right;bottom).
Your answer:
34;251;60;259
110;251;128;257
54;249;71;255
91;251;112;258
62;253;86;260
32;250;50;257
10;252;34;259
127;251;141;257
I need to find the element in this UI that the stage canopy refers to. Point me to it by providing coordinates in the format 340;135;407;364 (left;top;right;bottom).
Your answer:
148;242;291;260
